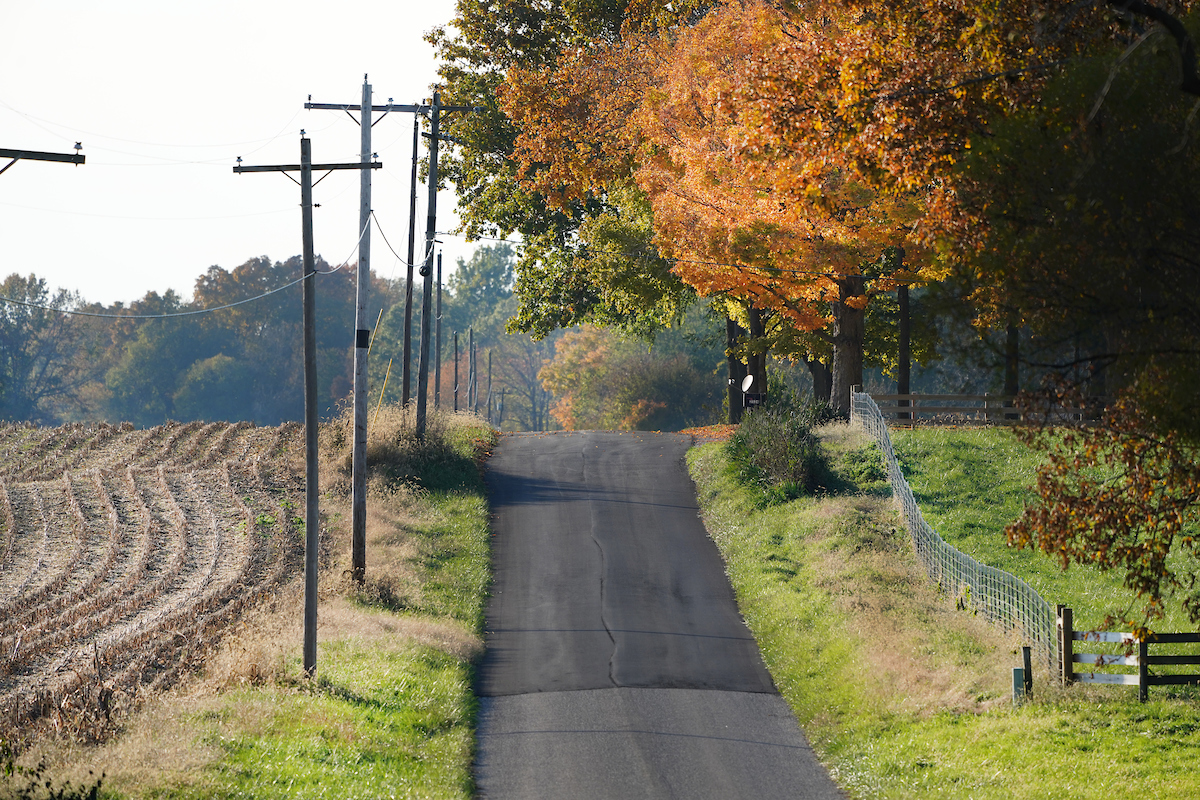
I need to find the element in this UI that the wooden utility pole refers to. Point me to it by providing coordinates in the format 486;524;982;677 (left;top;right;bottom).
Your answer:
415;92;451;437
0;146;85;176
306;79;403;584
414;92;442;438
414;92;481;438
435;253;442;408
453;331;460;412
894;246;910;421
486;350;493;423
468;328;476;413
233;135;380;677
404;115;419;404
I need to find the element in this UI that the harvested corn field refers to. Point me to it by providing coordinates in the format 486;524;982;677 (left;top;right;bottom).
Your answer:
0;420;306;746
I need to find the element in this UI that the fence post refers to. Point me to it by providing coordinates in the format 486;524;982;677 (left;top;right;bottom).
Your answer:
849;385;861;425
1022;645;1033;696
1057;605;1074;685
1139;640;1149;703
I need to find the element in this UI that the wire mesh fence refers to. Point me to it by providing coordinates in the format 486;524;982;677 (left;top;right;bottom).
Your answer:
851;390;1058;666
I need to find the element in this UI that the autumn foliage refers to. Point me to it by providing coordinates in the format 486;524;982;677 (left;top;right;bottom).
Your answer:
1008;383;1200;628
434;0;1200;623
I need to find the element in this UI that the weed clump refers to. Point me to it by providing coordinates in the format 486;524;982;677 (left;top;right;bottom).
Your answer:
727;404;833;505
842;441;887;485
323;404;496;494
1;742;102;800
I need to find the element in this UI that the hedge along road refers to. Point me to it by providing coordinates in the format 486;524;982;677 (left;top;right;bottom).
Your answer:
477;431;843;799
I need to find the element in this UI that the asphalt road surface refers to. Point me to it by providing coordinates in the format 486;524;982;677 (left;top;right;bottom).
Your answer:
476;431;844;799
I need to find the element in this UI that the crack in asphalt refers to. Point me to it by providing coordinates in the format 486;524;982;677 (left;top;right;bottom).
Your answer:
584;444;618;687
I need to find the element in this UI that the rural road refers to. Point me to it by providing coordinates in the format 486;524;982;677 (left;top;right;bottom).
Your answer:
476;431;844;799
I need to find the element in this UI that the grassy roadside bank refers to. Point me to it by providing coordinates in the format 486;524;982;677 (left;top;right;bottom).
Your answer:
14;408;496;800
688;425;1200;799
889;426;1198;632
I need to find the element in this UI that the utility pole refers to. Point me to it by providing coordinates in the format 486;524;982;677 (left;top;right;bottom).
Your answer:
435;253;442;408
414;92;481;438
0;145;85;176
234;135;381;677
306;80;403;584
453;331;460;412
486;350;493;423
404;115;418;404
468;328;476;413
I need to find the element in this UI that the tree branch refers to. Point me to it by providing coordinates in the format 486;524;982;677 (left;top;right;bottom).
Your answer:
1109;0;1200;96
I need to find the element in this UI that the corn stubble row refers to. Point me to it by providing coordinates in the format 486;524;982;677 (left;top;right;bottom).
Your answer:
0;420;305;746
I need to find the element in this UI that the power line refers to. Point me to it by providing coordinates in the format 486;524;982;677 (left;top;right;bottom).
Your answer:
0;218;369;320
0;199;293;222
372;210;433;270
0;98;323;166
0;277;307;319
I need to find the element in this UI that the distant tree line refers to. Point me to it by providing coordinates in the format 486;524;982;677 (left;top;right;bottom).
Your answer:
0;244;728;432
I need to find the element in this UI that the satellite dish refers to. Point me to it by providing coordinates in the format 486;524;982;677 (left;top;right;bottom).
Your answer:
741;375;755;393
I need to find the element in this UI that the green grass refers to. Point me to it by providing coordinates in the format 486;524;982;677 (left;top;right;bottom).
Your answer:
688;431;1200;800
156;641;476;800
890;427;1195;631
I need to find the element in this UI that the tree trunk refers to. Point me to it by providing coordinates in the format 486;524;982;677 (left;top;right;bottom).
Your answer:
805;358;832;405
747;307;766;395
897;284;910;420
829;276;866;416
1004;320;1019;420
1004;322;1019;396
726;316;747;424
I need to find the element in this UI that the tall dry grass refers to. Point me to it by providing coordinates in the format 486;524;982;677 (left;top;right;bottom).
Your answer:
321;403;492;494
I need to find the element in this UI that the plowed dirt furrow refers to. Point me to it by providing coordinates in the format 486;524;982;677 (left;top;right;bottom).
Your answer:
0;478;96;631
0;428;54;475
167;422;227;469
0;425;38;474
228;426;280;467
254;423;303;488
0;474;124;640
76;469;235;669
50;425;123;477
0;485;52;603
194;421;254;469
227;462;304;585
104;469;257;693
141;422;206;469
11;427;84;483
16;426;117;483
0;479;15;571
77;427;149;475
0;469;181;685
124;424;176;466
0;420;307;746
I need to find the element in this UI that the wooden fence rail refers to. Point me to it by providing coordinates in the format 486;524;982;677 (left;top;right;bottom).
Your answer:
1057;605;1200;702
870;394;1093;425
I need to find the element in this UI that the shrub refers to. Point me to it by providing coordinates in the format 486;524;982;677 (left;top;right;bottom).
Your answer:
726;407;831;505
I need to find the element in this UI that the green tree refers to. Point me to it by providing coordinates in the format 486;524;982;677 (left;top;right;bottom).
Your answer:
173;354;255;422
103;292;220;427
0;274;93;423
428;1;700;343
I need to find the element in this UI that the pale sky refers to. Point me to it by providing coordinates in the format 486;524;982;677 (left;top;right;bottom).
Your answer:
0;0;484;307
